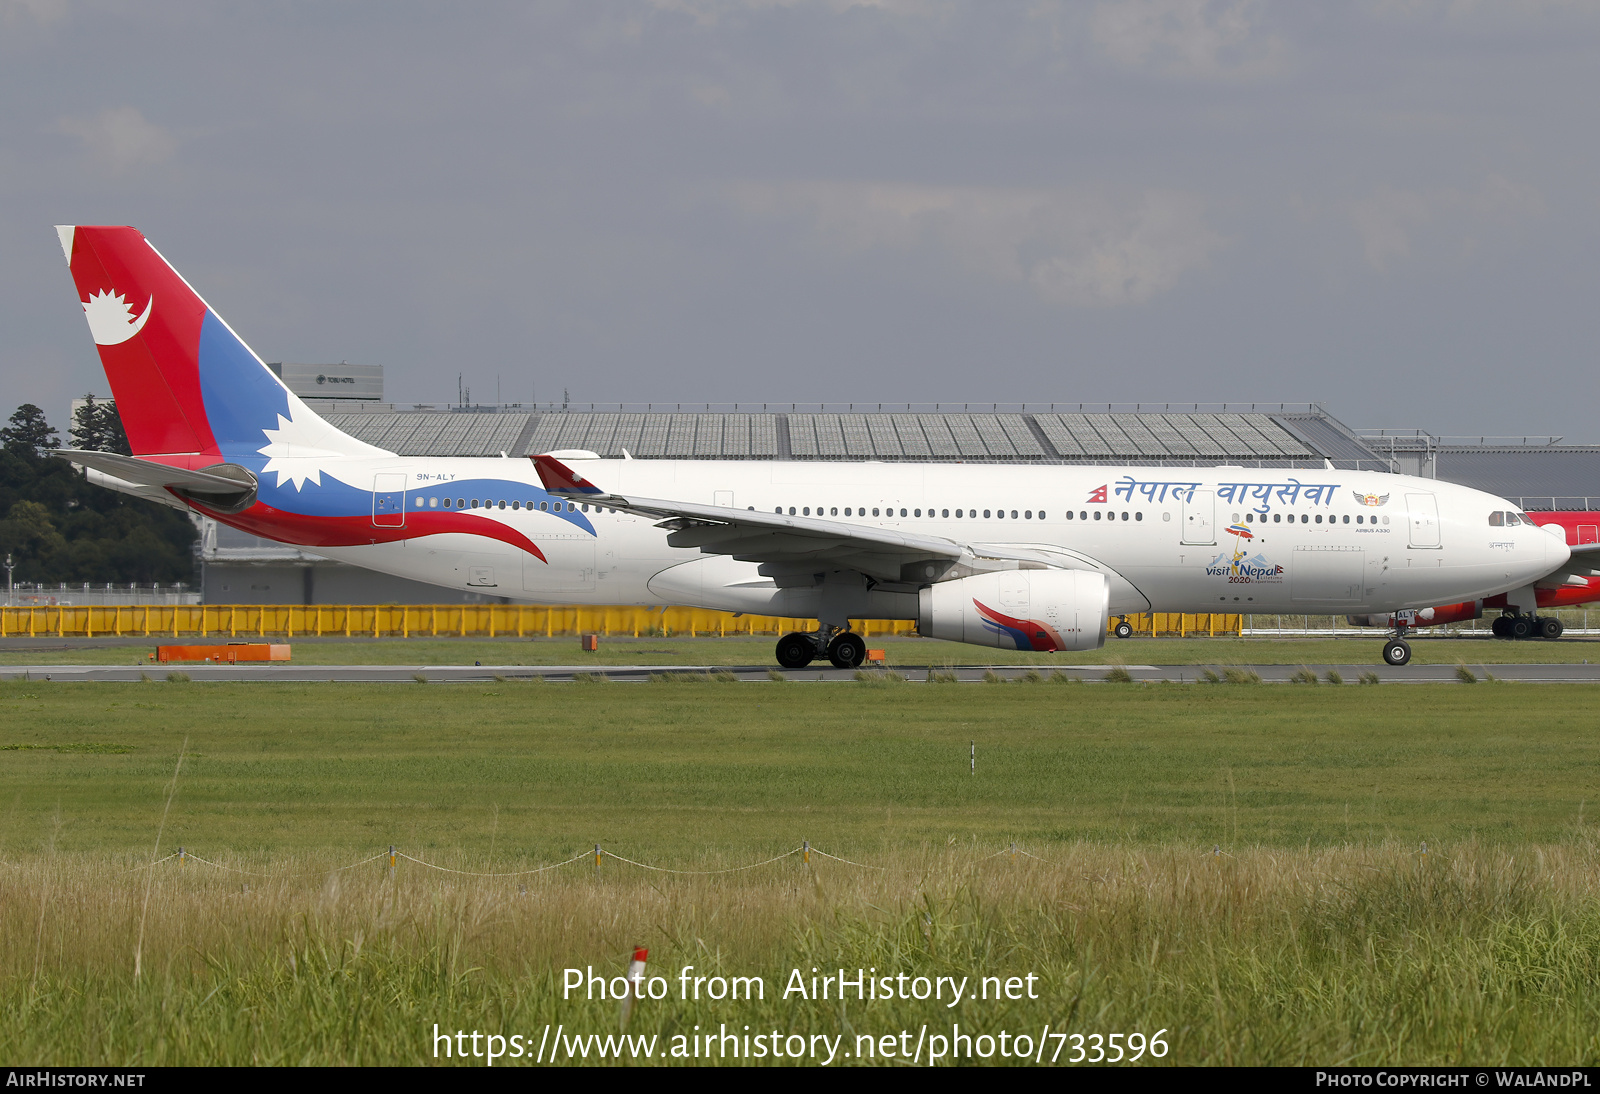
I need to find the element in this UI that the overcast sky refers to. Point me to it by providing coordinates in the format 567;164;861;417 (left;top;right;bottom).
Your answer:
3;0;1597;441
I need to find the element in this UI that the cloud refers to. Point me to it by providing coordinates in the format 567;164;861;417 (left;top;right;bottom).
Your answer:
1089;0;1287;79
729;181;1225;306
1349;174;1546;271
0;0;67;23
58;106;177;173
645;0;948;25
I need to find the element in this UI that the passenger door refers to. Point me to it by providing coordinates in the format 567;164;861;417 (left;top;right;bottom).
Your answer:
1405;492;1441;548
1182;489;1216;545
372;473;406;528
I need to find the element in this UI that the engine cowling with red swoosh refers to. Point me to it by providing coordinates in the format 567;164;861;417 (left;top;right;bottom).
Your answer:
918;570;1109;652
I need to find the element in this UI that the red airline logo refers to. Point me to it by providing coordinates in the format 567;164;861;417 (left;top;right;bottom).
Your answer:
1088;484;1108;503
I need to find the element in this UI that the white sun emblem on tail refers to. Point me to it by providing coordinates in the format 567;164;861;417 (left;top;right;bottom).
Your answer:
258;400;345;490
82;289;153;346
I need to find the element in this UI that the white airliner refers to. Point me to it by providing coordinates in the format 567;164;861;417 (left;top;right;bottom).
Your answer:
53;225;1592;668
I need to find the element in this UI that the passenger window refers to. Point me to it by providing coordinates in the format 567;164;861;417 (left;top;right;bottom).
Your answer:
1301;514;1308;523
873;508;880;516
472;499;480;508
1067;511;1074;520
900;508;908;517
803;507;810;516
511;500;520;510
1343;515;1350;524
1025;510;1032;519
457;498;464;508
1272;513;1280;523
1121;512;1128;521
1135;512;1142;521
831;507;838;516
1080;511;1088;520
942;509;949;518
1094;511;1102;521
994;509;1002;519
788;507;796;515
1356;515;1363;524
984;509;991;518
956;509;963;518
431;498;439;508
1011;510;1018;519
914;509;922;517
1040;511;1047;519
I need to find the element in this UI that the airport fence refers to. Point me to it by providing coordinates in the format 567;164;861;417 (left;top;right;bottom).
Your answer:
1244;608;1600;637
0;604;1242;640
113;840;1067;880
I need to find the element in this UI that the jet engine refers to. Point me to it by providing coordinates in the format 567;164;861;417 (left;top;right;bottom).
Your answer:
918;569;1109;652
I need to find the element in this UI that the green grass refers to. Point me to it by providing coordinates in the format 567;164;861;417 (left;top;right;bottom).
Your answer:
8;682;1600;1066
7;632;1600;667
3;681;1598;856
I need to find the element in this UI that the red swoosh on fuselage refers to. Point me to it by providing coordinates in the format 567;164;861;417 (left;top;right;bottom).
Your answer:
189;500;550;563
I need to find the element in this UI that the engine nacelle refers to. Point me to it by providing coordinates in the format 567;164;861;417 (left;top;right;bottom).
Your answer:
918;570;1109;652
1347;601;1482;629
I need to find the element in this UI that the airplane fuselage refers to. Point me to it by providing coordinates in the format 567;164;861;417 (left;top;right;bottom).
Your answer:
216;455;1565;620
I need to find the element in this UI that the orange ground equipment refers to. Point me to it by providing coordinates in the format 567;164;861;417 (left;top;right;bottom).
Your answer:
155;643;291;663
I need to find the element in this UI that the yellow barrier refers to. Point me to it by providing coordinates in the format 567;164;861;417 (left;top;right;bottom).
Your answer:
0;605;1240;640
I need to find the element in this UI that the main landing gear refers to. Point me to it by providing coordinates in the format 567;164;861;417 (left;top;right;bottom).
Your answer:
1490;613;1563;640
774;628;868;670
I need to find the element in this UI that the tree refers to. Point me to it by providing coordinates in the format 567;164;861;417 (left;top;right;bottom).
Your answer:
0;403;195;585
0;404;59;457
68;394;131;455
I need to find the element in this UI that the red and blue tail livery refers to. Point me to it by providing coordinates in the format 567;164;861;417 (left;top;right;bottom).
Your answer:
56;225;589;560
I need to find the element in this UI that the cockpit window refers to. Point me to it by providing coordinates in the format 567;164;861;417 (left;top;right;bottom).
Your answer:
1489;512;1505;526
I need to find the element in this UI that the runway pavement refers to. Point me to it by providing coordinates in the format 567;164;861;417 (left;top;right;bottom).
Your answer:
7;662;1600;683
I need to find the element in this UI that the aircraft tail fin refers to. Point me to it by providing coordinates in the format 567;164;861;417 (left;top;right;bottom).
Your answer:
56;225;385;464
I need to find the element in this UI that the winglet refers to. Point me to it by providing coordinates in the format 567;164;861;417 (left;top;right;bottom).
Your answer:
530;453;605;495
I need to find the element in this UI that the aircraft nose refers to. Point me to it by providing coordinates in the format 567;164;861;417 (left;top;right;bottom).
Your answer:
1546;524;1572;570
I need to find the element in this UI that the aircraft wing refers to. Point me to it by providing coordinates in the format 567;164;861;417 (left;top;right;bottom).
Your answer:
534;453;1000;583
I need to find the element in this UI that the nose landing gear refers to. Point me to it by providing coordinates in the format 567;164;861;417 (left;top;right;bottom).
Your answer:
1112;617;1134;639
1382;637;1412;666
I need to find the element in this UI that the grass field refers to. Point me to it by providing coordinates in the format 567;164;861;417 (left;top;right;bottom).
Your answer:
5;632;1600;667
5;681;1600;1065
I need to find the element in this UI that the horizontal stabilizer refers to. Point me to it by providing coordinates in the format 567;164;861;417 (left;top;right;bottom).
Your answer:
57;449;256;493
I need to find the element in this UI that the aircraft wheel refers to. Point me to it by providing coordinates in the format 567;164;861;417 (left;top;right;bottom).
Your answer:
1491;616;1513;638
827;631;867;669
775;633;816;669
1510;617;1533;640
1113;619;1134;639
1382;639;1412;667
1540;617;1564;640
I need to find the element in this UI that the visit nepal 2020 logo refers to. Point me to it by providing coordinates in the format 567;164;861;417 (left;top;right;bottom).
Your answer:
1207;524;1285;584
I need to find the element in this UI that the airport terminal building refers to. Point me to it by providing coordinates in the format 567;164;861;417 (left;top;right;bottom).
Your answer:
196;366;1600;605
